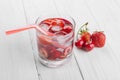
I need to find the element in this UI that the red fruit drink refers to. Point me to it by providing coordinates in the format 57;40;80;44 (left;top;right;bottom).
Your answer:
36;17;75;67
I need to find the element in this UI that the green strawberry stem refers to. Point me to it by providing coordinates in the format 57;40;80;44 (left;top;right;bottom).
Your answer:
76;22;88;40
79;22;88;32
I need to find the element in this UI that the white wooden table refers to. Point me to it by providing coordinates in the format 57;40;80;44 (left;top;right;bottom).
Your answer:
0;0;120;80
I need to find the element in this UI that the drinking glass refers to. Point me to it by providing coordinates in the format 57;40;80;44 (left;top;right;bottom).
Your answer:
36;15;75;67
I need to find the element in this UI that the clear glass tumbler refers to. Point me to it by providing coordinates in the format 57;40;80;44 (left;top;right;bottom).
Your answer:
36;15;75;67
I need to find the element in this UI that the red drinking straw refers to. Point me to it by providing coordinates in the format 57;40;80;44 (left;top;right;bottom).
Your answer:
5;25;54;36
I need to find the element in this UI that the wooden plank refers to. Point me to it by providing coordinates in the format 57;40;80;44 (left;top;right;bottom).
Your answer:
84;0;120;79
55;0;120;80
0;0;26;27
0;0;39;80
22;0;83;80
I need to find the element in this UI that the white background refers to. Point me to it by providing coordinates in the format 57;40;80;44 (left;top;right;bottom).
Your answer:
0;0;120;80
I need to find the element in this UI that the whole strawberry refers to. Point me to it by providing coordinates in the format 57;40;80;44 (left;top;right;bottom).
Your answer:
81;31;91;42
91;31;106;47
78;22;91;42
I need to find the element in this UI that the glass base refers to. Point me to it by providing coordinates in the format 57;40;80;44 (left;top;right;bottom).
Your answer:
38;54;72;68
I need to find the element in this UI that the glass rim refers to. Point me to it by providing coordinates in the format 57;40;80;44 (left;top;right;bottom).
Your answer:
35;14;76;27
35;14;75;37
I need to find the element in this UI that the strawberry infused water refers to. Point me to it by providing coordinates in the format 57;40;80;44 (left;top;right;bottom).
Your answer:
36;16;75;67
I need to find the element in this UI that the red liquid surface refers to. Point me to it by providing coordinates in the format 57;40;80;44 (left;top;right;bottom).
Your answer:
37;18;74;61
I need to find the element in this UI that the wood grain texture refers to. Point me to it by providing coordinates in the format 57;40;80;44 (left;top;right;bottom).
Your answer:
0;0;26;27
0;0;39;80
0;0;120;80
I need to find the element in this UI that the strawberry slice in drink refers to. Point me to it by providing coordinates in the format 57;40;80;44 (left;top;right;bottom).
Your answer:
56;18;72;26
47;46;72;60
47;49;62;60
41;18;65;27
41;19;52;26
62;25;72;33
60;46;72;59
56;19;65;27
51;20;57;26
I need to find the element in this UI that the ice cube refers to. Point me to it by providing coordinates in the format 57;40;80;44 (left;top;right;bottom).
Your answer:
39;24;50;31
51;26;62;32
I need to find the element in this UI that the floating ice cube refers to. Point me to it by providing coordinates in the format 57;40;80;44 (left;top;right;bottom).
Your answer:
39;24;50;31
51;26;62;32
